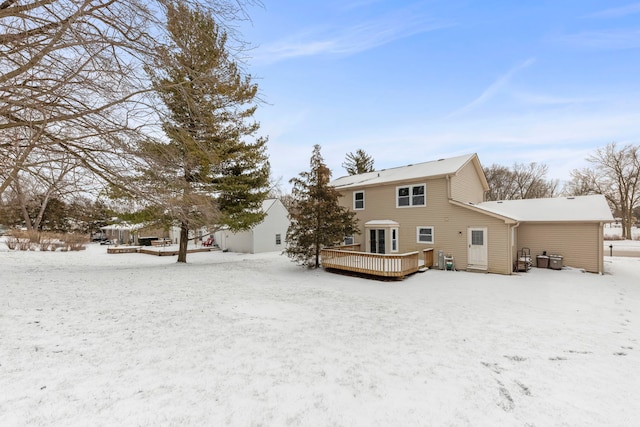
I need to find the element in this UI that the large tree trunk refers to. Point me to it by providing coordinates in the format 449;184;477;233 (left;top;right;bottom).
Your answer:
623;211;633;240
13;180;34;230
178;221;189;263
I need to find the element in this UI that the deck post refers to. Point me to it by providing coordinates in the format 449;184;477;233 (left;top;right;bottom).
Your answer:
422;248;434;268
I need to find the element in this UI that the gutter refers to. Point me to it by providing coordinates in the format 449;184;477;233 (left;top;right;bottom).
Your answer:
448;199;518;224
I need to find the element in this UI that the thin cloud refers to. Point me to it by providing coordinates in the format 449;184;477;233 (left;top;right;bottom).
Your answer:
254;12;454;64
339;0;385;12
512;91;597;106
445;58;536;119
582;3;640;19
559;29;640;50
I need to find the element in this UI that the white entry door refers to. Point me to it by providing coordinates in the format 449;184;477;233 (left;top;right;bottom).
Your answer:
467;227;488;270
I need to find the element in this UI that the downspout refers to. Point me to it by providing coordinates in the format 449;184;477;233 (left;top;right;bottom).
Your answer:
446;175;452;199
598;222;603;275
510;222;521;274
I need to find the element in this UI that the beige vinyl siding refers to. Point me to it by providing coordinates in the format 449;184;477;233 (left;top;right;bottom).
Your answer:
517;223;604;273
450;161;486;204
338;178;513;275
510;224;518;270
438;205;512;275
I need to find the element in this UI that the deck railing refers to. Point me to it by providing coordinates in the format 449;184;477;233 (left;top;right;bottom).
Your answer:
321;247;431;278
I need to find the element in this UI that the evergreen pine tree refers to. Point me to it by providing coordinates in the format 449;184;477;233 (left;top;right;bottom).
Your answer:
143;3;270;262
342;149;375;175
286;145;359;268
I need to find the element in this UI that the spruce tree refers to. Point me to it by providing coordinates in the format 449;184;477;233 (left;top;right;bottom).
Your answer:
143;3;270;262
286;145;359;268
342;149;375;175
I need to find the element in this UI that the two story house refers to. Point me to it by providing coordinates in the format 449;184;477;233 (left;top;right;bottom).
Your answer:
330;153;613;275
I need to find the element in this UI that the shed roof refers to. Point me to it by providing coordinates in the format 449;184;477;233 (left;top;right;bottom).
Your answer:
331;153;483;189
472;195;614;222
262;198;277;213
100;222;147;231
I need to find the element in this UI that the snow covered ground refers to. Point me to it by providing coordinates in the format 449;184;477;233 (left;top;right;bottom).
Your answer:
1;241;639;426
604;225;640;256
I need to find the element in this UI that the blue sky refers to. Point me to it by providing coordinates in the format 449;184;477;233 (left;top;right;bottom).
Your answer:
239;0;640;189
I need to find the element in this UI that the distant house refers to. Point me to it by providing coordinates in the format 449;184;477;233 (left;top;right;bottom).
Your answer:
329;153;613;275
214;198;290;254
100;222;168;245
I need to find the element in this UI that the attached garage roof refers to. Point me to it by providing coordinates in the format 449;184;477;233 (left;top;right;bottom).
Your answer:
473;194;614;222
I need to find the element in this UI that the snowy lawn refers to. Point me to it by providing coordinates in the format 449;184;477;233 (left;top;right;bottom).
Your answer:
1;243;639;426
605;239;640;257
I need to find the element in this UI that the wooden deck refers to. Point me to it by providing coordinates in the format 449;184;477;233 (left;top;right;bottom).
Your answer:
320;247;433;279
107;246;217;256
138;247;216;256
107;246;140;254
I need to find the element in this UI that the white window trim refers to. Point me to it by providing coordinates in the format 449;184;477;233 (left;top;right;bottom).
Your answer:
391;227;398;252
353;190;365;210
416;226;434;244
396;184;426;208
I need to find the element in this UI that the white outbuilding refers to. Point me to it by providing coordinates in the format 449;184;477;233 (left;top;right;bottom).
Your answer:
214;198;290;254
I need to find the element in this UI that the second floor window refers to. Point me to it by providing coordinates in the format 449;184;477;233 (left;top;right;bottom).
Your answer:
354;191;364;210
397;184;426;207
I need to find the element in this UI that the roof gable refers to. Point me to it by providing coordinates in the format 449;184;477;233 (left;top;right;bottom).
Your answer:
330;153;483;189
262;198;277;213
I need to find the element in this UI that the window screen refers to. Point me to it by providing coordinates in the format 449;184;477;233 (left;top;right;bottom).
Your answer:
354;191;364;209
412;186;425;205
418;227;433;243
471;230;484;246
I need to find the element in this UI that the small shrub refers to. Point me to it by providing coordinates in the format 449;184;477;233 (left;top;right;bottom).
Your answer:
18;238;31;251
604;234;624;241
5;235;18;250
39;232;65;251
24;230;41;250
4;231;88;251
39;235;54;251
62;233;89;251
10;230;35;250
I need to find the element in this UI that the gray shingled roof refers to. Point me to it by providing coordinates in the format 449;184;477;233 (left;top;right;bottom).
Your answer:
474;195;614;222
330;153;478;189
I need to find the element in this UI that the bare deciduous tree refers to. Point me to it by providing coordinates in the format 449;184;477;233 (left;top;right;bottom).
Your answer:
0;0;260;199
0;0;161;197
484;162;558;201
565;143;640;239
